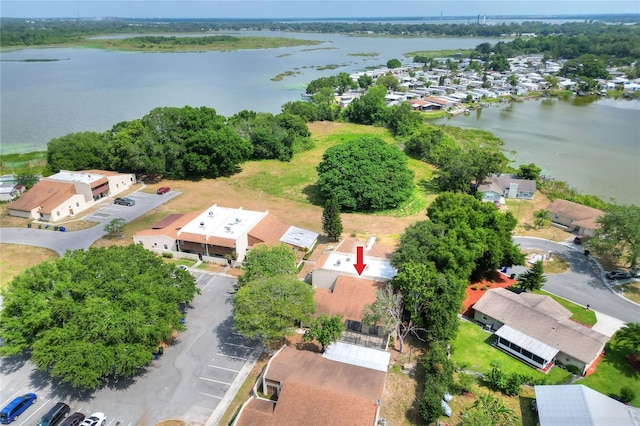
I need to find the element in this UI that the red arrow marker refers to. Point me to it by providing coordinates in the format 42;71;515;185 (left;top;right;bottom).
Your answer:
354;246;367;276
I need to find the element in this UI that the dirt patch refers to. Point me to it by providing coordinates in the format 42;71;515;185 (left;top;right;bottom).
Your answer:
0;243;58;289
521;249;571;274
154;420;188;426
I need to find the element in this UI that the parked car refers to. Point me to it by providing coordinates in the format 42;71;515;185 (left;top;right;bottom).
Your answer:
61;413;85;426
0;393;37;424
79;413;106;426
114;197;135;206
157;186;171;194
606;270;631;280
36;402;70;426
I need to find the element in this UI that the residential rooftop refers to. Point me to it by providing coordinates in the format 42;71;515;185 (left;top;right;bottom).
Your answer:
178;204;266;240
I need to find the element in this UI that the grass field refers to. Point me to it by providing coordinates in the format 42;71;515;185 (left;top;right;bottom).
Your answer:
576;333;640;407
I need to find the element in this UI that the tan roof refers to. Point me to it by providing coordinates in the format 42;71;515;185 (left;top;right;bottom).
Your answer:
314;276;382;322
8;180;76;213
546;199;604;222
236;347;385;426
248;213;292;245
473;288;609;364
235;399;276;426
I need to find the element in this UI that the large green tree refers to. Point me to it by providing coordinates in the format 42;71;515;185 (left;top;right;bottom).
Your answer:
47;131;107;173
316;136;414;212
342;85;388;125
0;245;199;389
590;205;640;270
232;276;315;345
237;244;297;286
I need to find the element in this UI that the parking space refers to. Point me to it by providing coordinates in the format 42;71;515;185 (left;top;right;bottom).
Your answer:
0;270;258;426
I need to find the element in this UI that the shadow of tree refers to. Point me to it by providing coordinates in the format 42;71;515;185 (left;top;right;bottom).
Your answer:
0;353;30;375
213;316;259;360
302;183;323;206
518;395;538;426
417;178;439;195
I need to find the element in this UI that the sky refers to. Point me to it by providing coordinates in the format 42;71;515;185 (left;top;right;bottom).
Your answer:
1;0;639;19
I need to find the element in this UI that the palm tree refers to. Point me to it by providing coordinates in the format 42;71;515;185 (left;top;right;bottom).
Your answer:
533;209;550;229
617;323;640;354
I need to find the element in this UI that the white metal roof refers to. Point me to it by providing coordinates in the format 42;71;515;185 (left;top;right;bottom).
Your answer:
279;226;318;250
535;385;640;426
180;204;265;240
47;170;105;184
495;324;559;361
322;252;397;280
322;341;390;372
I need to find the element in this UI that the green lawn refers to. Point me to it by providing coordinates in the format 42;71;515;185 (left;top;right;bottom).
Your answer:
452;321;572;385
576;334;640;407
532;290;597;326
228;123;435;216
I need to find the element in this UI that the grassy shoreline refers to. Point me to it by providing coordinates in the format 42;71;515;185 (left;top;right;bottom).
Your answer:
2;35;324;53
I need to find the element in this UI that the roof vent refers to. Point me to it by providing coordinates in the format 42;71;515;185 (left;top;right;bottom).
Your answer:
208;211;214;217
199;222;205;227
235;217;241;223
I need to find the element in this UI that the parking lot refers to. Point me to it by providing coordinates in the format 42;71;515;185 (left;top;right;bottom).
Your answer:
0;270;258;426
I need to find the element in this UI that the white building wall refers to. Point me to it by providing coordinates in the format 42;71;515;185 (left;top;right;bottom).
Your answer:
108;173;136;195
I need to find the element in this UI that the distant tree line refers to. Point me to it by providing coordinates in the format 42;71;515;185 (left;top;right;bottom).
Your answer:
472;26;640;65
2;17;638;47
46;106;311;179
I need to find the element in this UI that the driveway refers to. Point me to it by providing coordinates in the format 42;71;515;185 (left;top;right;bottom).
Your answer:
511;237;640;324
0;271;259;426
0;189;180;254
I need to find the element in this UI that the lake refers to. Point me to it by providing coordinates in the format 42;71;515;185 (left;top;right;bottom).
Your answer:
1;31;639;204
439;97;640;205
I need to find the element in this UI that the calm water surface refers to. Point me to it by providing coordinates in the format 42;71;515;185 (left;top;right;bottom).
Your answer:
1;31;638;203
439;97;640;205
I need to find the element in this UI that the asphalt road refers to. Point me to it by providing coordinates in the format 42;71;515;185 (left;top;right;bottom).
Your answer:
511;237;640;324
0;189;180;254
0;271;258;426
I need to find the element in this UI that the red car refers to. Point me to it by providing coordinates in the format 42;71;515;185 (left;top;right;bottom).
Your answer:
157;186;170;195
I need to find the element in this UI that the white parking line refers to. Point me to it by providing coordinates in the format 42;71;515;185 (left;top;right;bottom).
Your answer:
207;364;241;373
216;352;247;361
224;342;254;350
18;398;49;425
199;392;223;399
198;377;231;386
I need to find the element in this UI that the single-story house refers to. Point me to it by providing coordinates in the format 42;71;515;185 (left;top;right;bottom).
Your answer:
477;174;537;203
534;385;640;426
7;170;136;222
133;203;318;263
545;199;604;236
0;183;23;202
473;288;608;375
233;346;388;426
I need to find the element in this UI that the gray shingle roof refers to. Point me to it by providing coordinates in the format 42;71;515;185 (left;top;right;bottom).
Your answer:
474;288;608;364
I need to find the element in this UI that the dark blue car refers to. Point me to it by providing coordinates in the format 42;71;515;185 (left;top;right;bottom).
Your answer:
0;393;37;424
